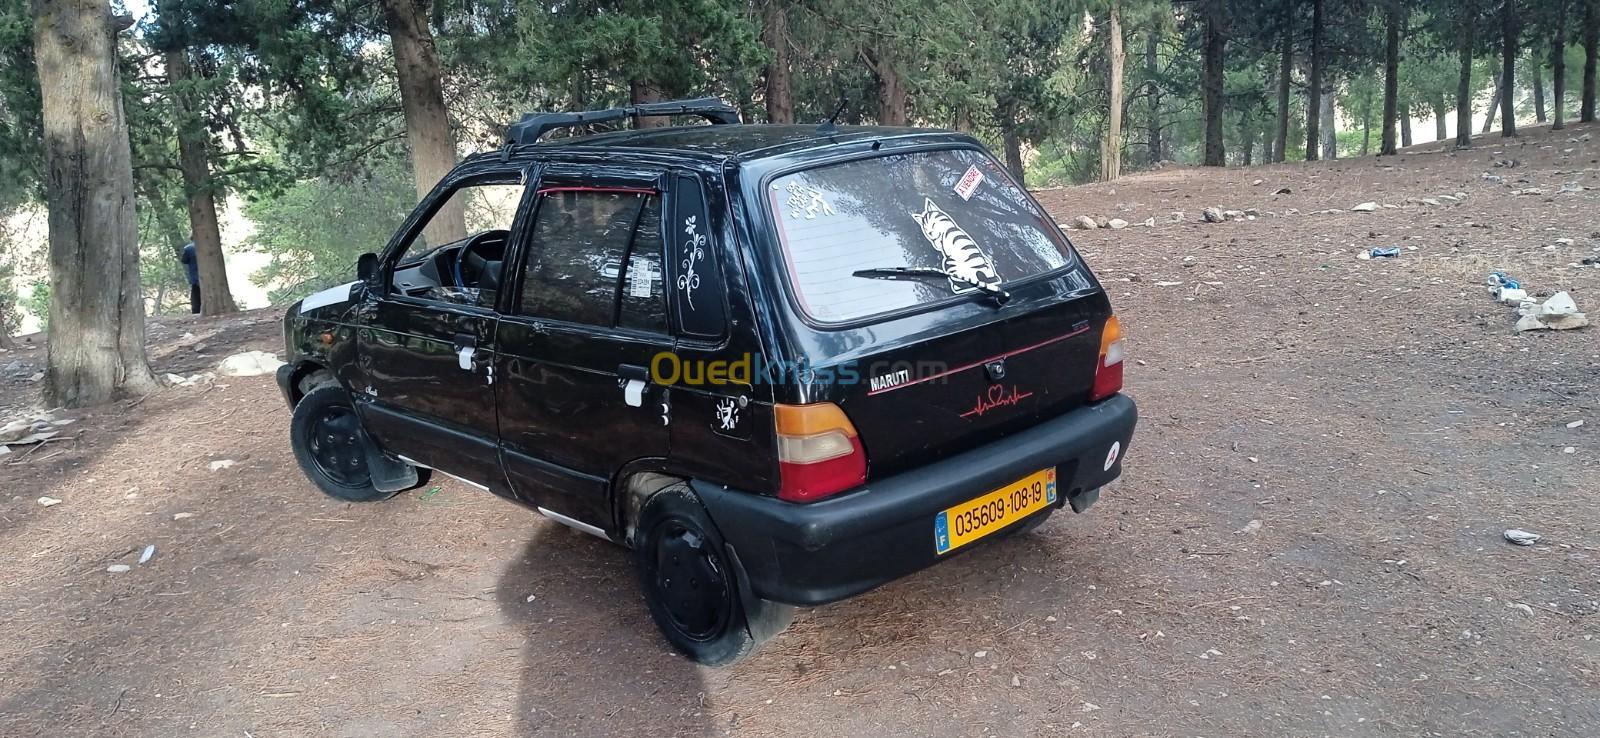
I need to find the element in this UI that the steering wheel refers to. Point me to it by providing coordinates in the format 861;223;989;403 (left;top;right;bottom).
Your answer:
452;230;508;289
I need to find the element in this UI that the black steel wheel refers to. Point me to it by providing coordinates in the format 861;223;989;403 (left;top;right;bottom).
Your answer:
290;386;407;502
633;486;793;666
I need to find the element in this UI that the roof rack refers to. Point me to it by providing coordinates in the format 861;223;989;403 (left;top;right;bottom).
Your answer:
505;97;741;145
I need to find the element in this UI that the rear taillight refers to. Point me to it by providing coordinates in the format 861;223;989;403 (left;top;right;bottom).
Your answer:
775;402;867;502
1090;315;1124;401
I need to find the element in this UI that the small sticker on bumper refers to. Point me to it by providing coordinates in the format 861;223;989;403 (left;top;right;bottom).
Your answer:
1104;441;1121;471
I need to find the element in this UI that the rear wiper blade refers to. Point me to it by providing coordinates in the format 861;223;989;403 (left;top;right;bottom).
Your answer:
852;266;1011;305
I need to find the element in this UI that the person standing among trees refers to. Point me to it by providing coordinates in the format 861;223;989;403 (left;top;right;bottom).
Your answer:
179;240;201;314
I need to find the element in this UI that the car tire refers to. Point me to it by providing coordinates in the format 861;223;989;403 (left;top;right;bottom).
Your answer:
633;486;794;666
290;386;418;502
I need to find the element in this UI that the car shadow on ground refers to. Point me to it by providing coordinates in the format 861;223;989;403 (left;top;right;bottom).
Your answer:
495;526;716;737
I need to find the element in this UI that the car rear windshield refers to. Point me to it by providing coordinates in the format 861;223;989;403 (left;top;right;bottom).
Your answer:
766;148;1074;323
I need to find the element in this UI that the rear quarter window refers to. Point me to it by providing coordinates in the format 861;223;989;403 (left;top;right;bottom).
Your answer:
767;148;1074;324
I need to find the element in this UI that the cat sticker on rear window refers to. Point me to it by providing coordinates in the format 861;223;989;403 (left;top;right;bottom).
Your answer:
910;198;1003;294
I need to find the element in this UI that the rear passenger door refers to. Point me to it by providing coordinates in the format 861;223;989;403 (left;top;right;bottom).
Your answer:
494;167;674;530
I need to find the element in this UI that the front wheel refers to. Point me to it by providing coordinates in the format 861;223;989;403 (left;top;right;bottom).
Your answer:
290;386;426;502
633;487;794;666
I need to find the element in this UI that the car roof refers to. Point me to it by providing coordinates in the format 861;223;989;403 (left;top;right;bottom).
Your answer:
535;124;955;162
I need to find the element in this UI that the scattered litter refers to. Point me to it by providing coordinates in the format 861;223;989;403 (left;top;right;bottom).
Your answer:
1506;602;1535;617
1350;202;1379;212
1236;519;1262;535
1107;218;1129;230
525;594;536;603
974;650;988;658
1503;529;1541;546
1563;446;1577;454
1568;420;1585;429
106;564;131;573
1153;281;1184;287
173;512;194;520
209;459;236;472
1357;247;1400;260
1202;207;1225;223
1510;187;1547;196
217;351;285;378
165;372;214;388
38;496;62;507
1513;291;1589;332
139;545;156;564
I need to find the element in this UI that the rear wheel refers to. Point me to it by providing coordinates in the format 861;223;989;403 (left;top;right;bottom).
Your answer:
290;386;425;502
633;487;793;666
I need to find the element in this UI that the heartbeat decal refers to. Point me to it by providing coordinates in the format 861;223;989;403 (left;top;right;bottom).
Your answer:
960;384;1034;418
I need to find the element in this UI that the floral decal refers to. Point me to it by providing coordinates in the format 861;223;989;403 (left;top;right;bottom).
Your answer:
678;215;706;311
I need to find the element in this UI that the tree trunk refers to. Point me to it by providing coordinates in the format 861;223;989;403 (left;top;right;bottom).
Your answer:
873;48;908;126
1483;71;1502;132
1275;16;1292;162
1401;108;1413;146
1146;28;1162;164
762;0;793;124
163;46;237;315
1434;97;1449;140
1456;0;1476;147
1584;0;1598;122
380;0;463;247
1002;123;1025;185
31;0;157;406
1101;0;1125;181
1553;5;1568;130
1361;102;1372;156
1381;3;1400;155
1240;114;1256;165
1531;58;1546;122
1202;0;1226;167
1306;0;1324;161
1501;0;1518;136
1320;86;1338;159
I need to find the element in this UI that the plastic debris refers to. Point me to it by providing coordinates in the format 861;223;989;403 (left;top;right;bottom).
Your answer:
1357;247;1401;260
1514;291;1589;332
138;545;156;564
1486;272;1520;291
209;459;236;472
1503;529;1541;546
38;496;62;507
106;564;132;573
1350;202;1379;212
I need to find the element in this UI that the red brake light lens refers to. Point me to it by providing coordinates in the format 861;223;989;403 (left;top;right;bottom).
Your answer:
775;403;867;502
1090;315;1124;402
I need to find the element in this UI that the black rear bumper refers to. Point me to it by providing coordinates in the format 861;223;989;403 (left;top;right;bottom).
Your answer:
693;394;1137;606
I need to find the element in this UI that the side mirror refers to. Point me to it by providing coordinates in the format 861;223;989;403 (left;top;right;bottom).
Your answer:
356;252;378;282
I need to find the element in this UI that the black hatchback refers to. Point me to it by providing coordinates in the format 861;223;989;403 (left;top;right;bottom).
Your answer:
276;98;1137;665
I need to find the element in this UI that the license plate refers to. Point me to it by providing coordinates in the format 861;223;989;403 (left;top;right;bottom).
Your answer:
934;467;1057;555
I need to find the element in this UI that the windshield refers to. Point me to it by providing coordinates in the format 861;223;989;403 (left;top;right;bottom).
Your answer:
767;148;1074;323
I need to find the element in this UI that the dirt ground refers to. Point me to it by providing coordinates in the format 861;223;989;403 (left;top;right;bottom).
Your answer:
3;123;1598;738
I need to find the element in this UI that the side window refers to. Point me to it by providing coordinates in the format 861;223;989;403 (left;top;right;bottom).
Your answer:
389;175;526;308
520;189;667;333
670;175;726;338
618;196;668;332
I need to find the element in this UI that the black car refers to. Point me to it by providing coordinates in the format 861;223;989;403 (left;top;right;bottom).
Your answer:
277;98;1137;665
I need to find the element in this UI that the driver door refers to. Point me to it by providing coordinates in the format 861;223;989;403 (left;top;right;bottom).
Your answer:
354;163;535;492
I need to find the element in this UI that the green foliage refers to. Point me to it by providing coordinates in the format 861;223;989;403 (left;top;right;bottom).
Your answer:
244;157;416;304
0;0;41;211
22;278;47;332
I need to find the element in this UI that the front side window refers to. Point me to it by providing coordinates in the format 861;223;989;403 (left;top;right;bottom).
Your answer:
389;176;526;307
519;189;667;332
767;148;1075;323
